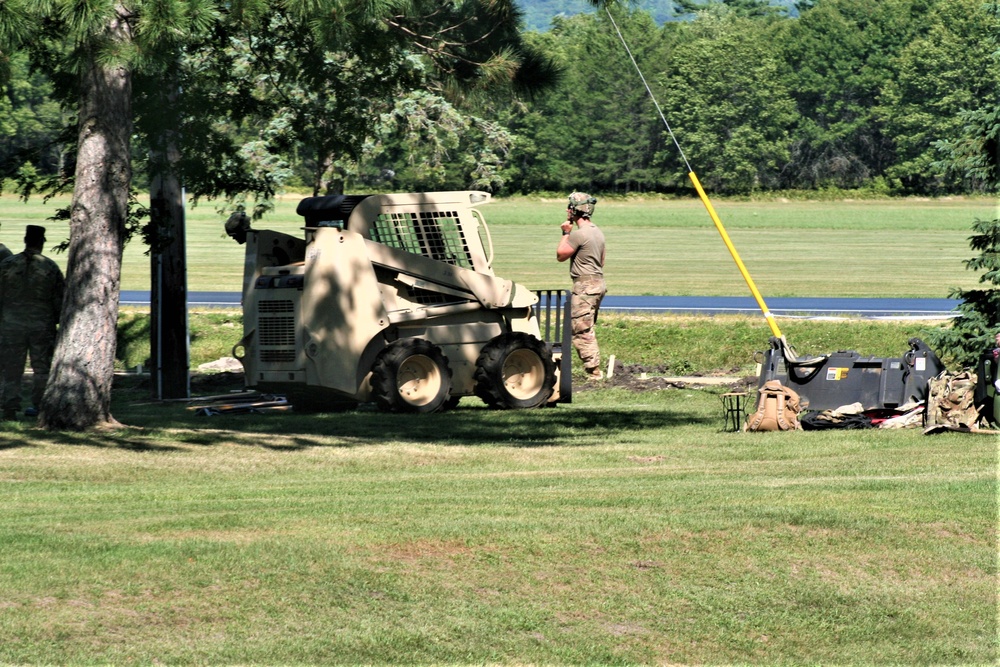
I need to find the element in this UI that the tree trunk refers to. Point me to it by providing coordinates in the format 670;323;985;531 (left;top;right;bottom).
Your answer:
148;65;190;400
149;168;190;400
39;52;131;430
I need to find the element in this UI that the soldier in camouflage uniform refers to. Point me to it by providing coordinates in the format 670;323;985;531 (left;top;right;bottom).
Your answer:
0;225;65;420
556;192;607;380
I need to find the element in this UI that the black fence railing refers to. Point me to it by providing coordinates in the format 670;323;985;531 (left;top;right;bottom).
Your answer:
534;289;573;404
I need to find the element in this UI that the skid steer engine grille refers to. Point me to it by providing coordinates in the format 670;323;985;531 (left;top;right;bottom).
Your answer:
257;299;297;363
371;211;472;268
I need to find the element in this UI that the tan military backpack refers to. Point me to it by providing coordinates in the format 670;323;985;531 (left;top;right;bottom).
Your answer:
744;380;803;432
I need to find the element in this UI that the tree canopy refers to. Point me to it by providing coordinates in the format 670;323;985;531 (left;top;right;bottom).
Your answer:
495;0;997;196
5;0;998;197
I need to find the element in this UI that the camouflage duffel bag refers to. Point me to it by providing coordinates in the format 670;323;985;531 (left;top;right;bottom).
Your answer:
925;370;981;430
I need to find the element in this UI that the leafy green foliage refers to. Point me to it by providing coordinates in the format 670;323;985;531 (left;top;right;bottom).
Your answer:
0;54;64;188
878;0;1000;192
504;9;673;193
4;0;999;198
776;0;925;188
934;104;1000;193
658;6;797;193
361;91;518;192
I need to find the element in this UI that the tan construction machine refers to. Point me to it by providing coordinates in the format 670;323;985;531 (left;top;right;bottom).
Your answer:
227;191;571;413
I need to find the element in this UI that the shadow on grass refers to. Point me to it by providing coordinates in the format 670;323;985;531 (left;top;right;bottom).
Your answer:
196;405;709;450
40;388;717;450
0;438;37;451
10;426;191;452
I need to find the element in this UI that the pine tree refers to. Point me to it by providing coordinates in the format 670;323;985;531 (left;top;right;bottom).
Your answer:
923;218;1000;368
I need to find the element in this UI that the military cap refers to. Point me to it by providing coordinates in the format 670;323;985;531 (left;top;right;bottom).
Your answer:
25;225;46;245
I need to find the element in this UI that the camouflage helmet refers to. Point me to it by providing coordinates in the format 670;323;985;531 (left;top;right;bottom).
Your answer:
224;210;252;245
568;192;597;218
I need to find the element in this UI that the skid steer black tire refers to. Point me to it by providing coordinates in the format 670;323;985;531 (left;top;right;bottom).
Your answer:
474;332;556;409
371;338;452;413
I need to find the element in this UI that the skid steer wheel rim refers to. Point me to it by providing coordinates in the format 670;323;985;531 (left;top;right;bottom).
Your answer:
396;354;441;407
502;349;546;400
474;332;556;409
372;338;452;413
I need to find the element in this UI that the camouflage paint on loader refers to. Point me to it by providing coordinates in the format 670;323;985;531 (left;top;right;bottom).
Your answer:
229;191;570;413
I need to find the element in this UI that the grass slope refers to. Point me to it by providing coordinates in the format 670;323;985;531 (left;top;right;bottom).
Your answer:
2;314;997;663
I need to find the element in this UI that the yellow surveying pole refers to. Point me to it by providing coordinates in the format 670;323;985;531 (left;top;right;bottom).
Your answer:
605;8;783;339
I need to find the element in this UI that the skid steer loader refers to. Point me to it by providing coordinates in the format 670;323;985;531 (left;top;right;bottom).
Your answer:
228;191;571;413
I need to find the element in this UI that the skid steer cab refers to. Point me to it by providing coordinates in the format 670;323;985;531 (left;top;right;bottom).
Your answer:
229;191;572;413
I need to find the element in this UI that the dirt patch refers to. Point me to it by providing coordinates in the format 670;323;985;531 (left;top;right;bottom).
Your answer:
585;361;755;393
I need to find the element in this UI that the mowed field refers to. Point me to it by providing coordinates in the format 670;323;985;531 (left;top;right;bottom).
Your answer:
0;191;996;664
0;387;995;665
0;193;996;297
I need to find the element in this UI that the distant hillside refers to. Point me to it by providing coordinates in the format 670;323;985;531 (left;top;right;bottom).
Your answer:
517;0;798;31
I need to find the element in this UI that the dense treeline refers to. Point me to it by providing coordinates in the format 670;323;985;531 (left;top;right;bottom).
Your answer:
505;0;999;195
1;0;997;197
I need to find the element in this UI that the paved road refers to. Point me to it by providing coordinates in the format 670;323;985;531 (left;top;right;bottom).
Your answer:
121;291;960;319
600;295;959;319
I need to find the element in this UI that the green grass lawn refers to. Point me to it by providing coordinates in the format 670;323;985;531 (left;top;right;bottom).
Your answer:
1;314;996;663
0;386;995;664
1;193;996;297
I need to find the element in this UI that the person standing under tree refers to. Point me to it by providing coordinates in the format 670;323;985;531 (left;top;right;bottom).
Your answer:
556;192;607;380
0;225;65;421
